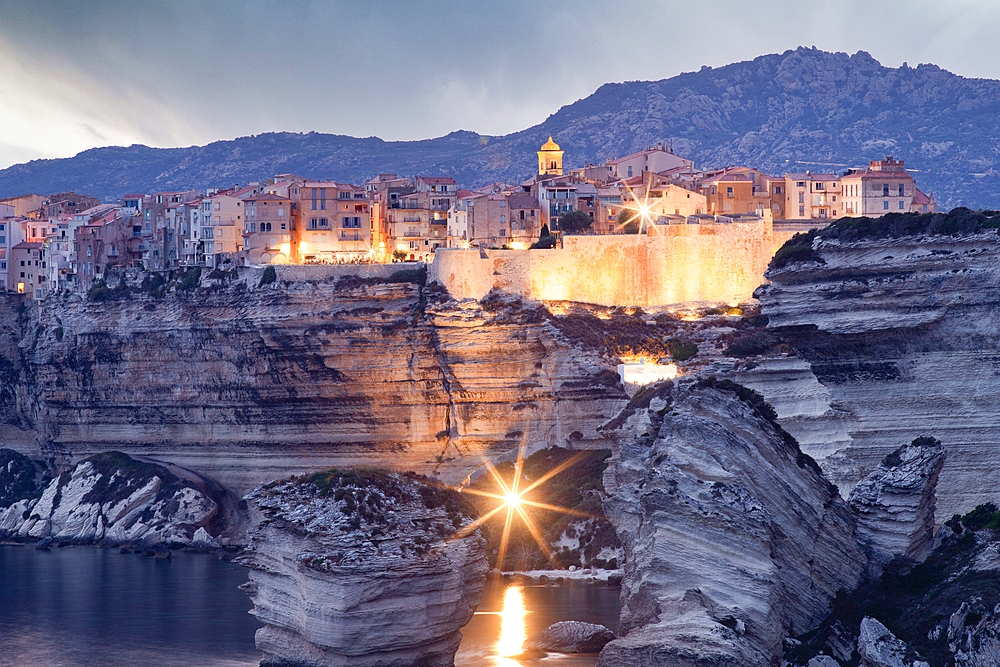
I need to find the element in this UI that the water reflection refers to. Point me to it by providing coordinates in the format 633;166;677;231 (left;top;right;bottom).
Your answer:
497;585;527;663
456;579;620;667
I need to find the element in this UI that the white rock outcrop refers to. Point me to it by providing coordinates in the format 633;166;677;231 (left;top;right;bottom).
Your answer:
849;437;946;571
598;379;865;667
239;469;487;667
0;451;218;546
858;617;930;667
759;231;1000;516
525;621;615;653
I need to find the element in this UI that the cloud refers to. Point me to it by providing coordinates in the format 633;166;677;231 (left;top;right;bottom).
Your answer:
2;0;1000;169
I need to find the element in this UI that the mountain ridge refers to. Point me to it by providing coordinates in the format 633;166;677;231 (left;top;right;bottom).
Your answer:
2;46;999;208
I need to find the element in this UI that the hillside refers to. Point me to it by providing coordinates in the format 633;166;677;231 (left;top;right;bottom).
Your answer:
2;46;999;208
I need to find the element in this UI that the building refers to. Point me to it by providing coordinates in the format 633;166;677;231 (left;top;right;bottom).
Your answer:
10;241;46;297
242;193;293;264
42;192;101;218
604;144;694;182
840;157;916;217
784;172;842;220
537;137;564;177
297;182;372;261
0;194;46;218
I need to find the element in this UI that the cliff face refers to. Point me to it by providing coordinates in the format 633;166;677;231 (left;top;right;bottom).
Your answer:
598;380;865;667
752;231;1000;518
238;469;487;667
0;270;625;495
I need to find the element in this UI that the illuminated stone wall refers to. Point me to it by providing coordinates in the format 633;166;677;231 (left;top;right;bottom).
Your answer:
432;219;803;307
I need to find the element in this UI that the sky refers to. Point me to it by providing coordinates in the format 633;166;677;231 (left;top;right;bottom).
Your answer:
2;0;1000;169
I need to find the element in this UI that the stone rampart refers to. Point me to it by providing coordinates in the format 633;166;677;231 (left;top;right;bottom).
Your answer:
432;220;793;307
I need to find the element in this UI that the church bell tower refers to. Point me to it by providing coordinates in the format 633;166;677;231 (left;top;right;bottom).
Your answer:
537;137;563;176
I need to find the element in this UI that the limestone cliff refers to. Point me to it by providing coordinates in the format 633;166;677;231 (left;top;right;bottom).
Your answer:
0;266;625;495
598;379;865;667
754;227;1000;517
849;437;946;572
238;468;487;667
0;449;220;546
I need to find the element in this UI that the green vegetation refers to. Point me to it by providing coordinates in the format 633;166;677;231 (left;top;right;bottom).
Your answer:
789;503;1000;667
546;309;696;361
258;265;276;287
770;229;824;270
530;235;557;249
466;448;617;570
771;208;1000;272
666;337;698;361
556;209;593;233
387;266;427;285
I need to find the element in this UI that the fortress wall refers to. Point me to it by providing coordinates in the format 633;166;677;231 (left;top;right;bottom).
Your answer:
432;220;784;306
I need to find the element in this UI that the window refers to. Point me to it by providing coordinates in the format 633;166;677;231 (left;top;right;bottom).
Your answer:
214;202;221;211
883;200;889;210
774;186;782;195
796;181;805;187
320;200;326;210
898;184;905;197
799;205;805;216
87;247;91;257
815;183;825;191
500;201;505;208
899;201;905;209
883;184;890;197
278;208;284;217
627;166;633;177
203;228;214;239
727;187;733;198
0;224;4;231
520;210;525;220
280;223;286;230
312;201;317;210
500;229;506;236
724;203;731;212
339;191;350;200
798;192;805;204
500;215;506;224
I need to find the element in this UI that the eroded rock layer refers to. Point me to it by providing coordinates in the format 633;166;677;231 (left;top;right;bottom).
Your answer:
598;379;865;667
0;450;219;546
758;232;1000;517
238;469;487;667
0;272;624;494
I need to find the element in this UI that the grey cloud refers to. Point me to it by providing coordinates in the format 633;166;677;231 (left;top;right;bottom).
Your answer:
2;0;1000;169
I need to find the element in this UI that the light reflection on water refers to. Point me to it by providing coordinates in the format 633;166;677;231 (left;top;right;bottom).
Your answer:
456;578;620;667
0;545;620;667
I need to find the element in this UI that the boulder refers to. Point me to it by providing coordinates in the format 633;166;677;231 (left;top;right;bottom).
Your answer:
526;621;614;653
0;451;218;546
598;379;865;667
849;437;946;572
857;617;929;667
239;469;487;667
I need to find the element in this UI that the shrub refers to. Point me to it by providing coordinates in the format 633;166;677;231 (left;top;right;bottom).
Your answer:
666;337;698;361
530;235;557;249
387;266;427;285
724;331;778;357
770;229;824;270
179;267;202;291
557;209;593;233
258;265;276;287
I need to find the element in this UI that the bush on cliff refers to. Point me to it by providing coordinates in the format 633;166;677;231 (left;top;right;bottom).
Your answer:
387;265;426;285
530;235;557;249
770;229;825;270
820;207;1000;243
258;265;276;287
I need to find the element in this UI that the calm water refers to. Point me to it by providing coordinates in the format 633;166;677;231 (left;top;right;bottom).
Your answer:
0;545;620;667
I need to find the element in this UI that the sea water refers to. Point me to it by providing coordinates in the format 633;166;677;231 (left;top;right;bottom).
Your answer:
0;545;620;666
